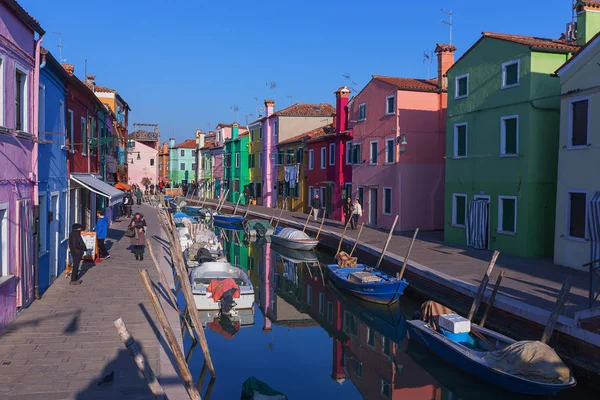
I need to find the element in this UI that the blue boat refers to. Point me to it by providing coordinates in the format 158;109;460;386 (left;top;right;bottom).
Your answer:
214;219;245;231
213;214;245;225
326;264;408;304
406;310;576;395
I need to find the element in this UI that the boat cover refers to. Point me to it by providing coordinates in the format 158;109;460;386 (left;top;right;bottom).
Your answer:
482;341;571;384
276;227;310;240
207;278;240;301
173;211;189;218
241;377;287;400
420;300;455;331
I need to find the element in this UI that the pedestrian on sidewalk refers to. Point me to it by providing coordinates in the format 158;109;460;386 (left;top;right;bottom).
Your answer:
352;198;362;229
95;210;110;260
311;193;321;221
343;197;355;229
135;186;143;205
130;213;147;261
68;223;87;285
124;191;133;218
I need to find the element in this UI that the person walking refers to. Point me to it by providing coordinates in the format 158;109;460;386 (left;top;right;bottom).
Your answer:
352;198;362;230
150;184;155;196
135;186;143;205
130;213;147;261
343;197;355;229
68;223;87;285
95;210;110;260
310;193;321;221
124;191;133;218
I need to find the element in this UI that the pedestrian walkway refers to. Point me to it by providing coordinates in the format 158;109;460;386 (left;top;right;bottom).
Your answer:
194;197;591;317
0;204;187;399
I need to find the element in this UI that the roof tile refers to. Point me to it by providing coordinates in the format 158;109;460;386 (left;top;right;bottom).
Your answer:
273;103;335;117
372;75;440;92
481;32;579;52
172;139;196;149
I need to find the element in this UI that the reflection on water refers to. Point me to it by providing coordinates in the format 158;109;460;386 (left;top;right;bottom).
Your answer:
179;224;594;400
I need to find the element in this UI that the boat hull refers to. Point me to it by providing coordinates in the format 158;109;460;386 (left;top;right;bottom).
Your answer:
271;235;318;251
193;293;255;310
213;215;244;225
406;320;576;395
326;264;408;304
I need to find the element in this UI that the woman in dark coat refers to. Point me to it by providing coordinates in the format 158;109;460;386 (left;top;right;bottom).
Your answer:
130;213;147;260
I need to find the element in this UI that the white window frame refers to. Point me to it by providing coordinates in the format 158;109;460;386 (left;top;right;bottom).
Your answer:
385;95;395;115
358;103;366;121
500;115;519;156
306;284;312;305
501;59;520;89
385;138;394;164
326;300;333;323
318;293;324;315
39;193;48;255
59;100;66;149
354;359;362;378
329;143;335;166
38;83;45;135
0;53;5;127
67;109;74;151
369;140;378;165
383;187;392;215
61;189;68;242
180;149;185;157
452;193;467;228
80;117;87;155
180;162;185;170
453;122;468;158
567;96;591;150
454;73;469;99
367;327;375;348
0;202;8;277
352;142;362;165
14;63;29;132
345;141;352;164
235;152;240;168
382;336;391;357
308;149;314;170
381;378;391;399
498;195;517;235
565;190;588;242
320;147;326;169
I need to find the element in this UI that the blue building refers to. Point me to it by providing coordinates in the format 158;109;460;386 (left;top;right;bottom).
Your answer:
37;50;70;295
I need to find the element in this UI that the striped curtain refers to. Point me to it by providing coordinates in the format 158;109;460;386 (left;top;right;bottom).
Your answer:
466;199;489;250
588;191;600;267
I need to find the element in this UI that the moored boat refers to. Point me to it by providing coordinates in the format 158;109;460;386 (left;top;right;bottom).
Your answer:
270;227;319;251
244;219;274;238
190;262;255;311
213;213;245;225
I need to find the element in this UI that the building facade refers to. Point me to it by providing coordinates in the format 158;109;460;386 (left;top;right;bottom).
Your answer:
444;33;578;258
224;123;250;203
248;121;263;204
127;140;159;188
169;138;196;186
158;141;170;184
275;133;309;212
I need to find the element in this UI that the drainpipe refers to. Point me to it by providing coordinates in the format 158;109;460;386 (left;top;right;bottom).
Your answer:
33;35;44;300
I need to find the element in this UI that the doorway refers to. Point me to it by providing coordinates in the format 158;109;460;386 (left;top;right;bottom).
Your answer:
467;196;490;250
369;188;378;226
50;193;59;282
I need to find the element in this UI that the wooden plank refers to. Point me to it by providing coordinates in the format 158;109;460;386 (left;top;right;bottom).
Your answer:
479;270;505;328
398;228;419;280
541;275;572;344
376;215;399;270
467;251;500;321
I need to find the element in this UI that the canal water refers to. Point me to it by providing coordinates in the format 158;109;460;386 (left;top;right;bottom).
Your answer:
177;224;595;399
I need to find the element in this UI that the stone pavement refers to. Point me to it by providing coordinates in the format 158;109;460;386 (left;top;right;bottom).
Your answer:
194;197;591;316
0;204;188;399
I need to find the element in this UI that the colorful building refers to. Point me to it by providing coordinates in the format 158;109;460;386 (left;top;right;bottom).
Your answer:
127;140;159;188
444;33;579;257
248;121;263;204
0;0;45;328
224;123;250;203
275;132;309;212
210;141;226;198
261;100;335;208
158;141;170;184
169;138;197;186
554;7;600;269
198;133;216;198
37;49;69;296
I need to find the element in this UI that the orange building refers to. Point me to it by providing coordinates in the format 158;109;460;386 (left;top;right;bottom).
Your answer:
158;141;170;183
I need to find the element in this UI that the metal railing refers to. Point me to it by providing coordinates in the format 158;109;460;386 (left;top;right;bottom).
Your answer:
584;258;600;309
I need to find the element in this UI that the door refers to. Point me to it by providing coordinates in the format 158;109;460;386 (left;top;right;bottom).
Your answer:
17;199;33;307
467;197;490;250
369;188;378;226
50;194;59;282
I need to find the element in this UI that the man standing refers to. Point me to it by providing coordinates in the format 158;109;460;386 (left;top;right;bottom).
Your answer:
95;210;110;260
310;193;321;221
124;191;133;218
68;224;87;285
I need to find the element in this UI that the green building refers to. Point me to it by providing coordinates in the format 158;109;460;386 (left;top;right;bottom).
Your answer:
224;123;250;203
444;31;578;258
169;138;197;186
218;228;249;272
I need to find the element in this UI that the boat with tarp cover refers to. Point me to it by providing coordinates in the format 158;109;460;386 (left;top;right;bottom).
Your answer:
270;227;318;251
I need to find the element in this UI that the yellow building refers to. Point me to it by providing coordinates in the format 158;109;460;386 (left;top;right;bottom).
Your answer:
248;119;264;204
275;132;312;213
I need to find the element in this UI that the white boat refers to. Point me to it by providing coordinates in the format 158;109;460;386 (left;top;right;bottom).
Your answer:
270;227;319;251
190;262;255;310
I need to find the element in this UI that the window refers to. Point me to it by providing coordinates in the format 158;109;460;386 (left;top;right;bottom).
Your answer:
233;179;240;193
248;153;254;168
180;163;185;170
319;293;324;314
357;187;364;206
67;110;74;149
15;66;28;131
502;59;520;88
345;141;352;164
358;103;366;121
501;115;519;155
286;149;293;164
386;95;395;114
59;100;66;148
0;202;8;277
296;147;303;164
455;74;469;99
498;196;517;234
381;379;391;399
150;158;155;166
320;187;326;209
326;301;333;323
370;141;378;164
383;187;392;215
309;149;314;169
39;193;47;255
258;152;263;168
354;360;362;378
306;284;312;305
352;143;362;164
308;187;314;202
192;150;196;158
454;123;467;158
343;311;358;336
320;147;326;169
61;190;68;241
385;139;394;163
367;328;375;347
567;191;586;240
329;143;335;165
38;84;45;134
342;183;352;201
180;149;185;157
276;151;284;166
235;152;240;168
382;336;391;356
273;120;278;136
191;163;196;171
80;118;87;154
569;98;590;148
259;126;263;139
452;194;467;227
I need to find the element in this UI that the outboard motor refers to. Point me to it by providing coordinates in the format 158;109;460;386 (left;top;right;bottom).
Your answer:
219;288;238;315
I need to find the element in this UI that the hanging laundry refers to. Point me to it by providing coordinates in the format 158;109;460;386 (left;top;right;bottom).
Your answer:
289;166;297;189
284;166;290;183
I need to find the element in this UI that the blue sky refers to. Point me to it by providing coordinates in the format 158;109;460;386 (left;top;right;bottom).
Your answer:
22;0;573;143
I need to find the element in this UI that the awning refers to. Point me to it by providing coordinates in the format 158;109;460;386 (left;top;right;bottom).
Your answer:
71;173;124;206
115;182;131;191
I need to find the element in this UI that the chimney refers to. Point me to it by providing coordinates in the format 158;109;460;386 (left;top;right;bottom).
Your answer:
169;138;175;148
434;44;456;89
576;1;600;46
232;122;239;139
265;100;275;117
62;64;75;76
196;129;205;149
86;75;96;85
334;87;350;133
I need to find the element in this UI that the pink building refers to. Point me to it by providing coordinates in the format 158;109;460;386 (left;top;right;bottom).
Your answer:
127;140;159;188
349;44;455;232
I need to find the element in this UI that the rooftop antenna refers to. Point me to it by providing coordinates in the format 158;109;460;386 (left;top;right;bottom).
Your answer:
231;105;240;122
423;51;433;79
441;9;453;44
49;31;66;64
266;81;277;104
286;95;293;105
342;73;358;93
245;113;254;127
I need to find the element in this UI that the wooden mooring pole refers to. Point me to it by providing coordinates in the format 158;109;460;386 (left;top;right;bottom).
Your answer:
335;217;352;257
398;228;419;280
302;208;313;233
479;270;505;328
233;194;243;214
541;275;572;344
274;200;286;229
467;251;500;321
376;215;399;270
316;212;326;239
349;223;364;257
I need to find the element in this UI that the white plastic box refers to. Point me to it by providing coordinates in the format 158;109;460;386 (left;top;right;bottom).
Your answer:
439;313;471;334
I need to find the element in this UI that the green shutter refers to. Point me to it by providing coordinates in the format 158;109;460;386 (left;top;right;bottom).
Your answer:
501;198;516;232
456;196;466;225
504;118;517;154
505;63;518;86
457;125;466;156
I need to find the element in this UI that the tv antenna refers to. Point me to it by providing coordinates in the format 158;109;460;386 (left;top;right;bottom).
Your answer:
423;51;433;79
253;97;259;118
266;81;277;104
231;105;240;122
441;9;453;44
49;31;66;64
286;95;293;105
342;73;358;93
